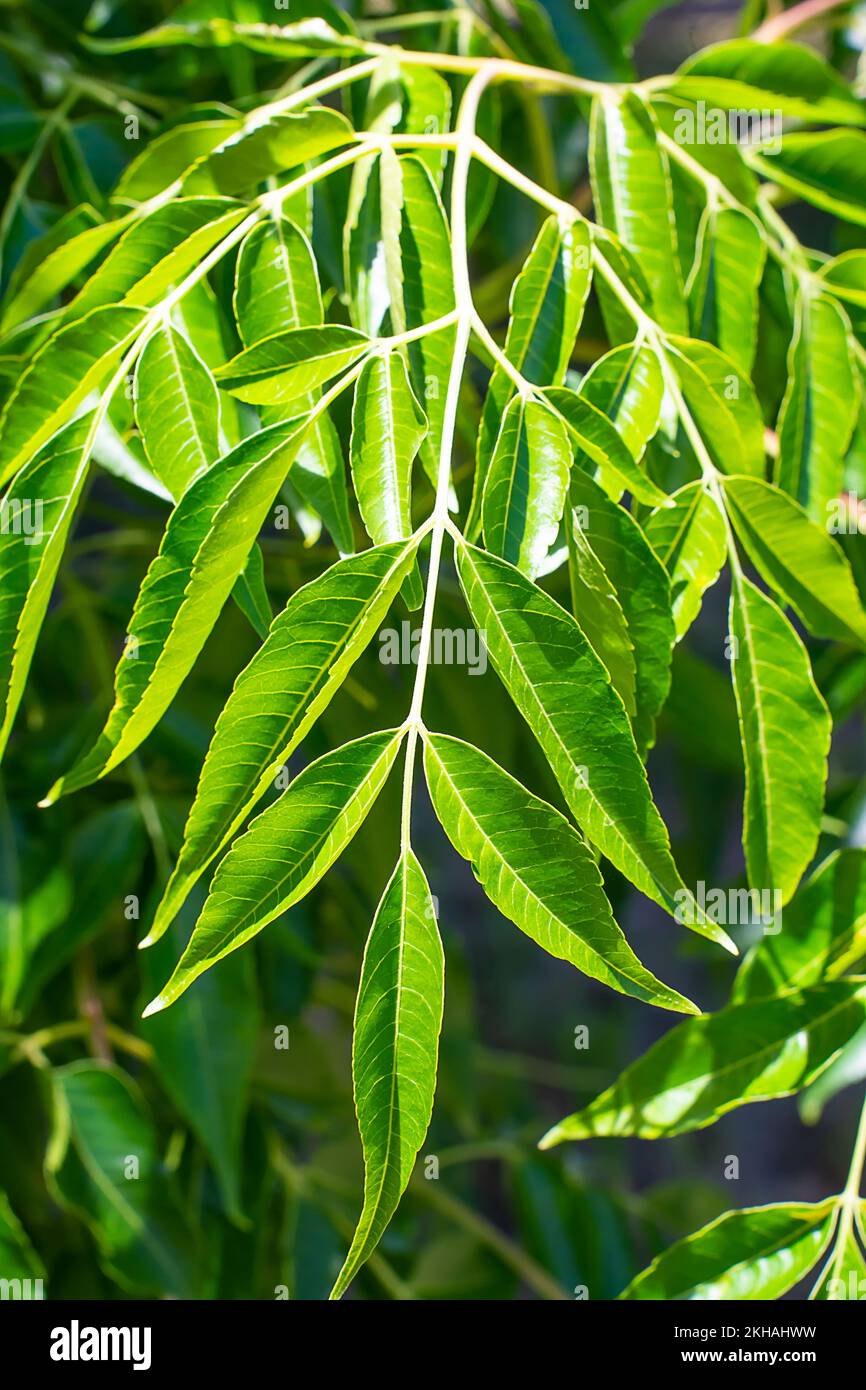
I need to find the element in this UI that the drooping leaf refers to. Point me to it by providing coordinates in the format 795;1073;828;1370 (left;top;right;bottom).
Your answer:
577;340;664;464
0;415;95;758
0;208;132;334
214;324;369;407
424;733;696;1014
589;90;687;333
541;980;866;1144
146;540;420;946
775;289;859;522
47;1062;197;1296
734;850;866;1003
472;215;592;526
666;336;765;477
392;157;456;481
144;730;403;1012
667;41;866;127
723;475;866;648
544;385;670;507
729;571;831;906
115;119;241;202
134;322;220;498
350;352;426;553
645;481;727;641
331;850;444;1299
45;417;313;801
748;132;866;227
185;107;353;196
455;541;734;951
569;468;675;753
482;395;571;579
687;205;766;374
234;213;352;551
86;8;362;58
620;1201;835;1300
0;305;145;486
566;510;636;717
65;198;246;322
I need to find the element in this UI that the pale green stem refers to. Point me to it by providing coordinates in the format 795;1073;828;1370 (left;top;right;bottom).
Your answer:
825;1091;866;1289
752;0;854;41
399;68;492;855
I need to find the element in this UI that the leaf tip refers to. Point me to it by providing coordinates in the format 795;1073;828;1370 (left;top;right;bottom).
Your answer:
141;995;167;1020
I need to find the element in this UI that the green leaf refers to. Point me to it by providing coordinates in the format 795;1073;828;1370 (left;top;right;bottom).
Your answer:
569;468;675;753
455;541;735;952
392;157;456;483
687;205;766;374
482;395;571;579
350;351;426;554
816;1226;866;1300
186;107;353;196
734;850;866;1003
143;729;403;1012
234;214;352;551
424;732;696;1014
0;208;132;334
330;849;444;1299
566;509;637;717
134;323;219;498
544;385;670;507
86;11;362;58
0;414;95;757
730;572;830;906
577;340;664;464
0;305;145;487
540;980;866;1144
0;1190;44;1284
646;482;727;640
472;215;592;525
140;897;258;1223
65;198;246;322
45;417;312;801
146;539;420;945
620;1201;835;1300
666;335;765;477
667;41;866;127
775;289;859;522
47;1061;197;1296
723;475;866;648
748;132;866;227
214;324;369;407
114;119;241;202
589;91;687;333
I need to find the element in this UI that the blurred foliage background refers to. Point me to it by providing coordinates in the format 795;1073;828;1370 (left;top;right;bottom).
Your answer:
2;0;866;1300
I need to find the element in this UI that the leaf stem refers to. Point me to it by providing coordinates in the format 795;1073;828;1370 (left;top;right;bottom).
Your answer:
399;68;493;853
826;1090;866;1287
752;0;855;42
